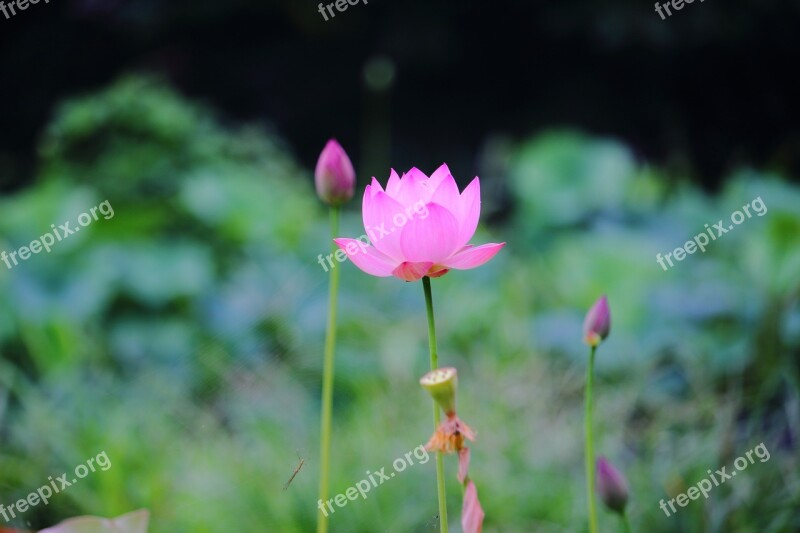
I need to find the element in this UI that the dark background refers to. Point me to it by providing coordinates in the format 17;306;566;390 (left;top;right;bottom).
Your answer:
1;2;799;531
1;0;799;191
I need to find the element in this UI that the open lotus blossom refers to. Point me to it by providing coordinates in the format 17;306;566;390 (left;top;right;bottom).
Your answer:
38;509;149;533
334;165;505;281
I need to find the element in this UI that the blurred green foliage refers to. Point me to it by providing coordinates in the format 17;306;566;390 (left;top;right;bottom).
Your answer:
0;76;797;532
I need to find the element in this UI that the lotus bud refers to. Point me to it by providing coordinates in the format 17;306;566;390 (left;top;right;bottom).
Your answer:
583;295;610;347
315;139;356;206
596;457;629;515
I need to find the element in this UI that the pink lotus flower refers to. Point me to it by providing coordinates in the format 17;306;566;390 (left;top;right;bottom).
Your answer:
38;510;149;533
315;139;356;206
334;165;505;281
596;457;629;515
583;295;610;347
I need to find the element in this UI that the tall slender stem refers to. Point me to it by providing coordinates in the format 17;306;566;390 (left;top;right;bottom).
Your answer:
585;345;598;533
621;511;632;533
422;276;448;533
317;206;341;533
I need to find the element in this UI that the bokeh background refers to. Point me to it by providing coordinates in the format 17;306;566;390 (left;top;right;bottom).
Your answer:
0;1;798;532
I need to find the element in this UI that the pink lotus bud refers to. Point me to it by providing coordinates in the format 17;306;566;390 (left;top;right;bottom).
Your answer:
315;139;355;206
583;295;610;347
596;457;629;515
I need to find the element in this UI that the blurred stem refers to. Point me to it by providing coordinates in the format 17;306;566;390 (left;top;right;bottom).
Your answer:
317;206;340;533
621;511;632;533
423;276;448;533
585;345;598;533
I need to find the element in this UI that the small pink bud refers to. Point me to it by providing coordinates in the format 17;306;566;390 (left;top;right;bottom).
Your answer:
583;295;610;347
596;457;629;515
315;139;355;206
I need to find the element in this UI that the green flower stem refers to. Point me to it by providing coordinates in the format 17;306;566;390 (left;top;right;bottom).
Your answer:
422;276;448;533
317;206;341;533
621;511;632;533
585;345;598;533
